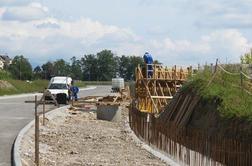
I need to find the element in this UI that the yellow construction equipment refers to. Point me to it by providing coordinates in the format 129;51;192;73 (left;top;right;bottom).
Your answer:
135;64;192;114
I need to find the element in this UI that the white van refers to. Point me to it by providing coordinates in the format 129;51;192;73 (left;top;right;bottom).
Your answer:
47;76;72;104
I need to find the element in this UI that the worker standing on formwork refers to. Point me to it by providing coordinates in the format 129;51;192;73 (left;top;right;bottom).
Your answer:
143;52;154;78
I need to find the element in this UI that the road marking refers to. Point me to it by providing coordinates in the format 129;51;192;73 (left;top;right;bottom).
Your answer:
0;93;42;100
0;162;9;166
0;117;31;120
0;133;14;138
0;103;24;105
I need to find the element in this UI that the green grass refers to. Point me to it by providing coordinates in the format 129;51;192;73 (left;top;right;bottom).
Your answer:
0;79;112;96
0;79;49;96
74;81;86;87
183;67;252;120
0;70;12;79
0;79;89;96
82;81;112;85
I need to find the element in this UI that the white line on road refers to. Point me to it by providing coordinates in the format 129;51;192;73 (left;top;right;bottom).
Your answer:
0;93;42;100
0;103;24;105
0;162;9;166
0;117;31;120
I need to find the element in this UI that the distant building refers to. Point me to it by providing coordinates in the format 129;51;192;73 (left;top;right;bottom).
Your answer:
0;57;4;69
0;55;12;69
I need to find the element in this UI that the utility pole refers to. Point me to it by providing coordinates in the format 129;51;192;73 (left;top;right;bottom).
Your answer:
19;58;21;80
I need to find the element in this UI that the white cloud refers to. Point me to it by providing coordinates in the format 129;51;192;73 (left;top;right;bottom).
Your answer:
201;29;252;60
0;0;17;5
1;2;48;21
136;29;252;65
0;13;138;64
0;0;30;6
191;0;252;29
0;7;5;17
0;1;251;67
0;13;250;66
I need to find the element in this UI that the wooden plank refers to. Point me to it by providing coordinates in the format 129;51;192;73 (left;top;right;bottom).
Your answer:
152;82;162;110
151;96;173;99
138;72;159;113
158;82;168;105
165;82;172;96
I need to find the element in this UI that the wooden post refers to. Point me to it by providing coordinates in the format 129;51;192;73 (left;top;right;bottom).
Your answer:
174;65;177;80
249;64;252;82
240;66;243;92
189;66;192;76
214;59;218;73
35;96;39;166
153;64;155;79
146;64;148;79
174;65;177;92
42;100;45;126
210;63;213;74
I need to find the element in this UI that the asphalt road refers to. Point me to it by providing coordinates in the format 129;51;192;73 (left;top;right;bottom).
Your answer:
0;86;111;166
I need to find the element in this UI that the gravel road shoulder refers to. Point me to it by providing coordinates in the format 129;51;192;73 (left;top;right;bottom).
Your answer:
20;103;167;166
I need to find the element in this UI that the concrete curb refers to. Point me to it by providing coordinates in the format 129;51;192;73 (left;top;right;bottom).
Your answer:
12;86;97;166
125;117;180;166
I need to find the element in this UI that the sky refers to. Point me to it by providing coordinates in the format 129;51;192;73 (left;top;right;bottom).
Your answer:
0;0;252;67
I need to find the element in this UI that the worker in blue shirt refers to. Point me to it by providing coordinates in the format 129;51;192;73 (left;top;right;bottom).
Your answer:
70;81;79;101
143;52;153;78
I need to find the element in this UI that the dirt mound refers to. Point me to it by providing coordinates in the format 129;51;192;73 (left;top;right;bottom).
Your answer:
0;80;14;89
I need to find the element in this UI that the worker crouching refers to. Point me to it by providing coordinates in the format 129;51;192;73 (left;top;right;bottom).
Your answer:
70;81;79;101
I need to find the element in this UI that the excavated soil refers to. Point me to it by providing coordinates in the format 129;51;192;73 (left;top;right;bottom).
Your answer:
20;103;167;166
0;80;14;89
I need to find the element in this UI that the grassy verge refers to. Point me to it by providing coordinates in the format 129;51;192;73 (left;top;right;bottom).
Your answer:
82;81;112;85
0;79;49;96
183;67;252;120
0;79;113;96
0;70;12;79
74;81;86;88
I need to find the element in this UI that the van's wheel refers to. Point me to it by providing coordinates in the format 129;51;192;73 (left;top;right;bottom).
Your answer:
56;93;67;104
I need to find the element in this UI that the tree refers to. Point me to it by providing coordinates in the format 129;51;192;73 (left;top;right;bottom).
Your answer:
128;56;144;80
33;65;42;79
118;55;131;80
117;55;144;81
81;54;98;81
53;59;71;76
41;62;54;80
96;50;117;81
70;56;82;80
8;55;33;80
241;49;252;64
153;60;162;65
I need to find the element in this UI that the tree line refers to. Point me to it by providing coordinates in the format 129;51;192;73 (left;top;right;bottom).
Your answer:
5;50;144;81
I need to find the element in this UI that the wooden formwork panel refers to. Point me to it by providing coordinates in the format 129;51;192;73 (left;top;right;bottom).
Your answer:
135;64;190;114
